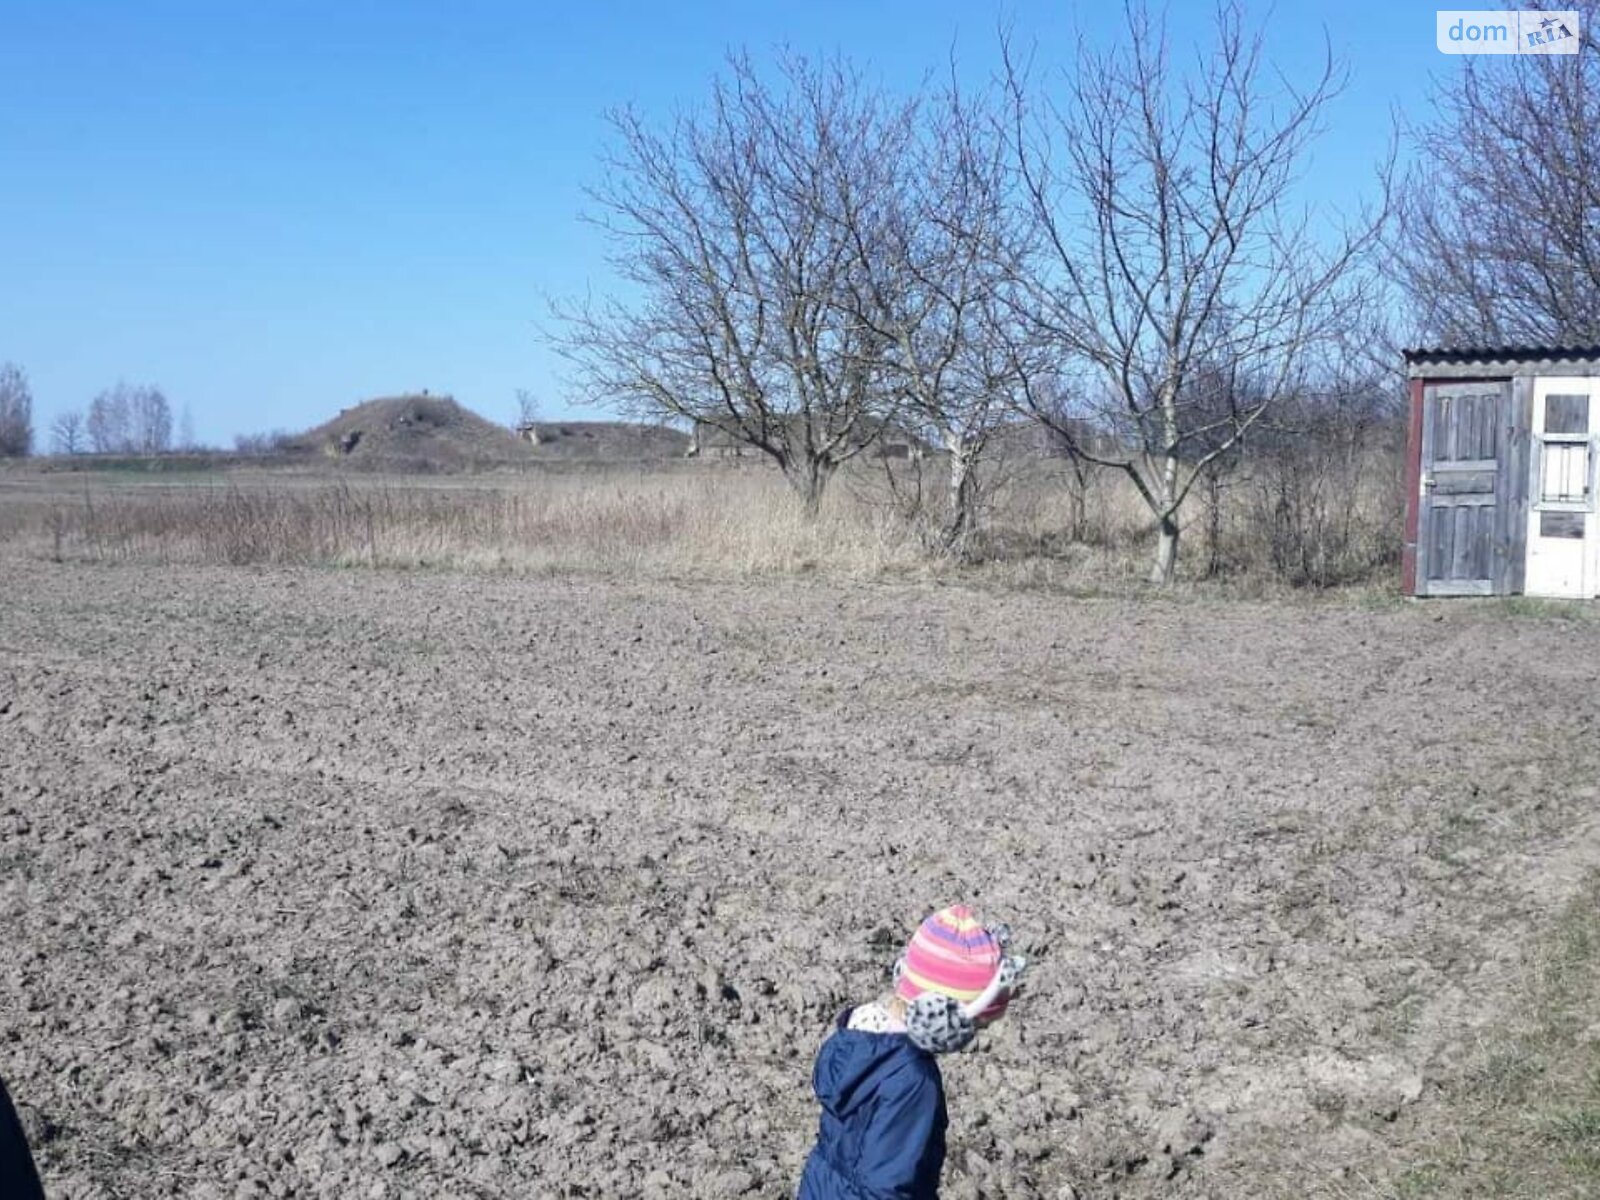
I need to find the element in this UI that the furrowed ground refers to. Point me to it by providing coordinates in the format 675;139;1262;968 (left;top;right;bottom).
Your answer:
2;559;1599;1198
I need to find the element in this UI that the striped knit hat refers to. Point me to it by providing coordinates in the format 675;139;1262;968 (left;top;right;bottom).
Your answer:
894;904;1011;1024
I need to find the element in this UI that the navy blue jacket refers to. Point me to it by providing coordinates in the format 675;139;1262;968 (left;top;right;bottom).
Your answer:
0;1077;45;1200
797;1010;948;1200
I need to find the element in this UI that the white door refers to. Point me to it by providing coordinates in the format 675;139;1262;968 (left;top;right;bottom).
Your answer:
1525;380;1597;598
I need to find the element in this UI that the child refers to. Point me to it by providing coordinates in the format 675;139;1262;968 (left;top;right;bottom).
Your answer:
798;904;1025;1199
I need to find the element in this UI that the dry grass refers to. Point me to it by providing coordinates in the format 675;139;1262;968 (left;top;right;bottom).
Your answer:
0;452;1402;592
0;469;920;579
1385;872;1600;1199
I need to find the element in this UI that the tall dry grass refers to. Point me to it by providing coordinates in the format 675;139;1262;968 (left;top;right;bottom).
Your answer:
0;451;1403;591
1;471;919;578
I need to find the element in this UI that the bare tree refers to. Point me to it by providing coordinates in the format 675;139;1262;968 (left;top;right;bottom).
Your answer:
0;363;32;456
51;410;86;455
88;385;132;452
1184;362;1269;578
847;78;1037;553
514;389;539;428
88;382;170;453
1244;318;1406;585
553;52;914;513
1394;4;1600;344
178;402;196;451
1006;3;1389;583
132;387;172;453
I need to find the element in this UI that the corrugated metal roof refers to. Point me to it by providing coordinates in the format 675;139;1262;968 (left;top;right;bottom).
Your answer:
1404;345;1600;366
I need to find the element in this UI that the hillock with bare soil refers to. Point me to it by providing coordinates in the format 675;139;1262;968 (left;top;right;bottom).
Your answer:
292;395;536;472
292;397;689;470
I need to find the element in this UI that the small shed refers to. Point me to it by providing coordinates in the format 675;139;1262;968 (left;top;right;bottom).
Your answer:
1404;346;1600;598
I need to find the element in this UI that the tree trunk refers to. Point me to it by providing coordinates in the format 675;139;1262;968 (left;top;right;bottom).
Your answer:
1068;462;1089;543
787;456;834;518
1205;469;1224;579
1149;513;1180;585
942;432;978;553
1147;432;1182;585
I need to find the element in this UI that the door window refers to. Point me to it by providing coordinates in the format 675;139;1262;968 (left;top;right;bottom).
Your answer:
1537;393;1592;509
1541;442;1591;503
1545;394;1590;435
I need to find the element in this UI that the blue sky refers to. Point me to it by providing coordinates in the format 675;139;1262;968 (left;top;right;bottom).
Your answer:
1;1;1447;446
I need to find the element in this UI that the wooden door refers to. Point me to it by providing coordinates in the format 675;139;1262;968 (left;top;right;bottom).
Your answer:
1416;380;1528;596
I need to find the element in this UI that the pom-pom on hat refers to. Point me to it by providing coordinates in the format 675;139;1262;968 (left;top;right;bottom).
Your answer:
894;904;1011;1024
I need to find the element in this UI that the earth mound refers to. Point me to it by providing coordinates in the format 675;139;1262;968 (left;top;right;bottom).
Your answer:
294;395;535;471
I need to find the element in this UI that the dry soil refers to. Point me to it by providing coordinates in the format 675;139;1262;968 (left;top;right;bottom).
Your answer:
3;561;1600;1198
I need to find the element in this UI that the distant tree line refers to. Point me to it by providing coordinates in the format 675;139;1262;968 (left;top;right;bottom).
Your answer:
0;375;198;458
83;383;173;454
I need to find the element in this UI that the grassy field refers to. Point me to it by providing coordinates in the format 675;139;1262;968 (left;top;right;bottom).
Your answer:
0;451;1401;593
1386;871;1600;1199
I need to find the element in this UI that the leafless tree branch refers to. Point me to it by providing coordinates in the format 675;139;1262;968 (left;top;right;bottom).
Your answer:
1004;1;1391;582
